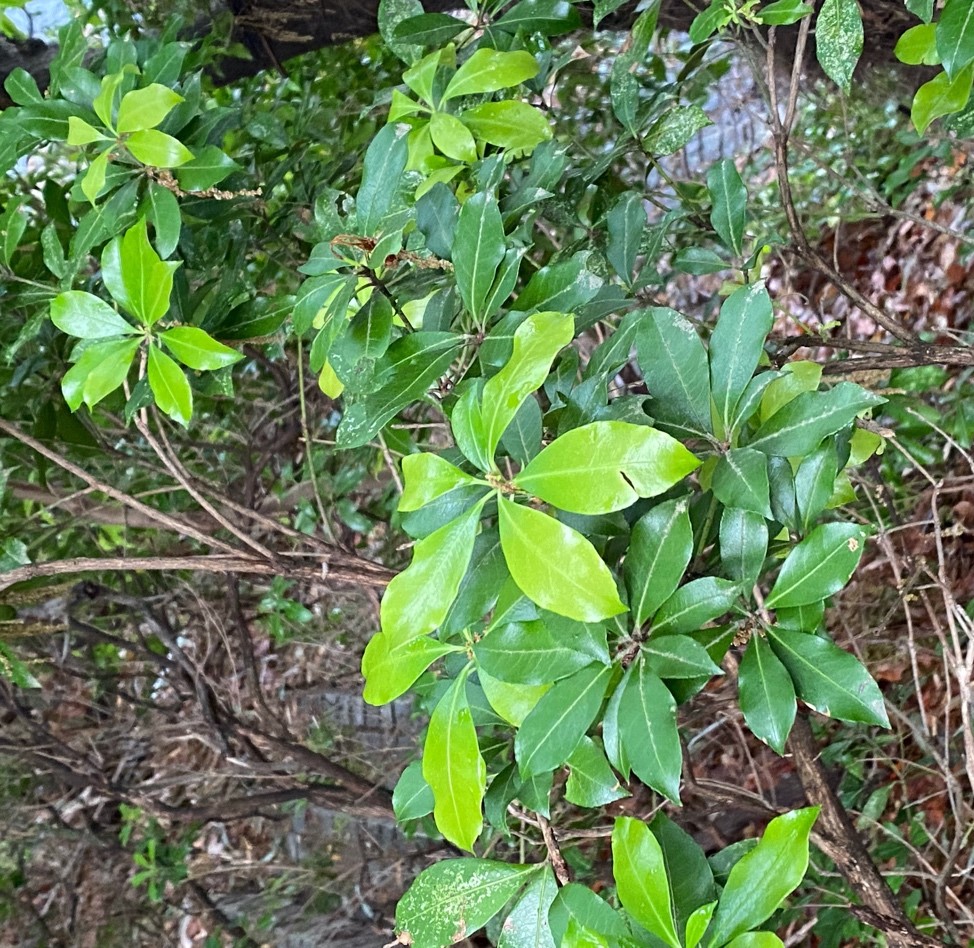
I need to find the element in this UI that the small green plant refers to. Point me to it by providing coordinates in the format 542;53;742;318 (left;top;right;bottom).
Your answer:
119;805;192;903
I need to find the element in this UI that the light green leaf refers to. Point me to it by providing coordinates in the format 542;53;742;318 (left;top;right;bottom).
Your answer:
61;338;140;411
689;0;731;42
393;759;434;822
765;522;865;608
498;498;626;622
81;149;110;204
707;159;746;256
748;383;885;457
895;23;940;66
116;84;183;134
498;867;558;948
636;308;712;437
652;577;740;637
725;934;786;948
816;0;863;92
0;198;27;267
424;669;485;851
911;65;974;133
712;448;771;519
709;282;773;435
381;501;484;645
625;498;693;628
51;290;138;339
460;101;552;152
514;421;700;515
147;345;192;426
756;0;813;26
362;631;461;705
396;858;537;946
103;219;180;325
767;628;890;726
617;657;683;802
453;191;506;323
565;737;629;807
705;808;819;946
937;0;974;78
759;361;822;422
126;129;194;168
643;106;712;156
92;68;134;129
739;634;796;754
430;110;478;163
479;669;549;726
160;327;242;371
612;817;681;948
67;116;109;145
515;663;613;777
479;311;573;464
443;48;539;100
685;902;718;948
400;453;481;512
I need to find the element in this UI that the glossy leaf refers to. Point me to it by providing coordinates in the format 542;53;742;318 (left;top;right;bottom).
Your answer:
61;338;140;411
362;631;461;705
127;129;193;168
498;867;558;948
393;759;434;821
175;145;241;191
67;116;109;145
453;191;506;323
705;808;819;946
756;0;813;25
145;182;181;258
643;635;723;679
479;669;549;726
549;884;631;947
160;327;242;371
625;498;693;628
515;663;613;777
116;84;182;134
725;934;785;948
911;66;974;133
499;498;626;622
424;670;485;851
460;101;552;151
443;49;539;100
765;522;865;608
711;448;771;519
649;812;717;938
380;501;483;645
356;121;410;235
566;737;629;807
396;858;536;947
612;817;680;948
707;159;746;256
147;345;192;426
719;507;768;589
652;577;740;637
394;12;470;46
937;0;974;78
430;110;477;163
51;290;138;339
400;453;481;512
103;219;180;325
515;421;700;515
494;0;582;34
739;634;796;754
606;191;644;283
618;657;682;802
794;441;839;532
816;0;863;92
709;283;773;434
767;628;890;726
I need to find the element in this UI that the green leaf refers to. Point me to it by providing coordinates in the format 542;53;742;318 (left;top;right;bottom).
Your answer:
147;345;192;426
643;106;712;156
815;0;863;92
443;49;540;100
707;160;746;256
67;116;110;145
396;858;537;946
765;522;866;608
393;759;434;821
636;308;712;437
748;383;885;457
895;23;940;66
116;84;183;134
498;497;626;622
145;182;181;258
103;219;180;325
643;635;723;679
381;502;484;645
719;507;768;589
0;198;27;267
712;448;771;519
127;129;194;168
739;634;796;754
513;254;603;315
514;421;700;515
759;361;822;422
686;902;718;948
689;0;731;42
625;498;693;628
705;808;819;947
911;65;974;133
479;670;549;726
479;311;573;464
515;662;613;777
549;884;631;946
160;327;241;371
175;145;241;191
460;101;552;152
394;12;470;46
618;656;683;802
649;813;717;940
400;453;481;512
4;67;42;106
500;393;541;465
937;0;974;78
423;669;486;850
81;149;110;204
379;0;424;64
794;440;839;532
475;617;607;685
593;0;631;27
356;122;410;235
652;577;740;637
612;817;681;948
725;934;785;948
566;737;629;807
606;191;645;283
906;0;934;22
363;631;461;705
494;0;582;35
498;868;559;948
709;283;773;435
453;191;506;323
430;110;478;163
756;0;813;26
61;338;140;411
766;628;889;726
51;291;138;339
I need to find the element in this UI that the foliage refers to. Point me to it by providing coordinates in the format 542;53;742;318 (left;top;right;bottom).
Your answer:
1;0;971;944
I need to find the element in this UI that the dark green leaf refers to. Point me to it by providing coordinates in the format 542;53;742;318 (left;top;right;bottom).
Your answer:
648;812;717;938
566;737;629;807
707;159;746;256
175;145;241;191
937;0;974;78
816;0;863;92
719;507;768;588
652;577;739;637
642;635;722;679
765;522;866;608
606;191;645;283
394;12;470;45
393;759;435;821
739;634;796;754
356;122;410;235
498;868;559;948
712;448;771;519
